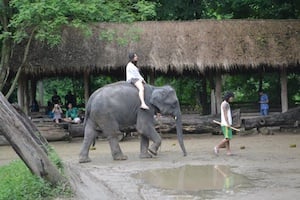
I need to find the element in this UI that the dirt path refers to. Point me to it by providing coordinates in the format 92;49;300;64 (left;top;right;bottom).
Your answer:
1;132;300;199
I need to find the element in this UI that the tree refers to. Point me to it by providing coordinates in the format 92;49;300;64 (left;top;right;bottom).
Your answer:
0;92;65;186
0;0;156;186
0;0;157;97
152;0;300;20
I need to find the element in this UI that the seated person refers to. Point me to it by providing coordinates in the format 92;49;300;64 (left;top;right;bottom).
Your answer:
63;103;81;123
126;52;149;110
52;104;62;124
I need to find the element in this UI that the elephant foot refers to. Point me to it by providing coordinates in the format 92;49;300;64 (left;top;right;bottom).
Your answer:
113;154;128;161
139;152;153;159
79;156;91;163
148;147;158;156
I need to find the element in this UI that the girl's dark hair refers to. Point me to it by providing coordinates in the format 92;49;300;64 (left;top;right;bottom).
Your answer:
223;91;234;101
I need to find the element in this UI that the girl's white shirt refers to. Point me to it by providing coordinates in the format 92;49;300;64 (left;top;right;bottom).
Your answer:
126;62;144;81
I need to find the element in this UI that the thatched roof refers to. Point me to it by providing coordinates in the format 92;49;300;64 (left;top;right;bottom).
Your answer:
12;19;300;77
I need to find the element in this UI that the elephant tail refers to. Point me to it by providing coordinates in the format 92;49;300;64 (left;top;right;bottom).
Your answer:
83;100;92;128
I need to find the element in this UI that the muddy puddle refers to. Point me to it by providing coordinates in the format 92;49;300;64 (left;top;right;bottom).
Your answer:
133;165;252;198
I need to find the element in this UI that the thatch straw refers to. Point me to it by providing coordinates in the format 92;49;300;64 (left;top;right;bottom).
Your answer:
11;19;300;77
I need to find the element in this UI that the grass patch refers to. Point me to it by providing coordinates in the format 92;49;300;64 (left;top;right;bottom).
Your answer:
0;145;72;200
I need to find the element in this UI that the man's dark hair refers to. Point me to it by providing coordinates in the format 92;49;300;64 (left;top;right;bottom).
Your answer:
223;91;234;101
128;52;136;61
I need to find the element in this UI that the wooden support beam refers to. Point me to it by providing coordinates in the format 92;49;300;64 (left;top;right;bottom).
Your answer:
84;70;90;105
17;74;25;109
215;72;222;114
38;81;44;106
280;68;288;112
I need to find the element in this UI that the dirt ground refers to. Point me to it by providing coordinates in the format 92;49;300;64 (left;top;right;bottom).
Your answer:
1;130;300;200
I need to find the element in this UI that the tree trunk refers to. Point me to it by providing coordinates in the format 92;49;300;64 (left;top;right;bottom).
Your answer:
0;92;66;186
12;103;48;152
242;106;300;130
0;0;10;91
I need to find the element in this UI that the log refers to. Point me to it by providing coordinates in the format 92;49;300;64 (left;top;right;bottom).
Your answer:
67;109;241;136
0;92;66;186
156;109;240;134
242;106;300;130
68;123;84;137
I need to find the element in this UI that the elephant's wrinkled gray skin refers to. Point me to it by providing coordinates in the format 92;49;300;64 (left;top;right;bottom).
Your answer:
79;81;187;162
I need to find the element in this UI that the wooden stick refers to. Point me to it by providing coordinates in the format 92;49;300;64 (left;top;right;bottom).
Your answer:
213;120;241;131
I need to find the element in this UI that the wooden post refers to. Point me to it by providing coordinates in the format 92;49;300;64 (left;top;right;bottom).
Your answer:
38;80;44;106
24;76;29;115
199;76;209;115
210;89;216;115
215;72;222;114
84;70;90;105
149;69;155;85
17;74;25;108
280;68;288;112
30;79;37;104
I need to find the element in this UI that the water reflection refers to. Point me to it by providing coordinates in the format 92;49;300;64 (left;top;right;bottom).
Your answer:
133;165;251;194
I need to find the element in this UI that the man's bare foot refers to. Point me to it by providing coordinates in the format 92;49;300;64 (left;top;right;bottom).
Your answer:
214;146;219;155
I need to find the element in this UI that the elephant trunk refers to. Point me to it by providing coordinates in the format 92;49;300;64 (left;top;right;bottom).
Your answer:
175;112;187;156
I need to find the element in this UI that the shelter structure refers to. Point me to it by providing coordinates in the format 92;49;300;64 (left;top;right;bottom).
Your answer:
11;19;300;115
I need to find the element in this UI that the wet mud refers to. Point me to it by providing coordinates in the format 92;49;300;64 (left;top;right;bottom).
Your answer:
1;133;300;199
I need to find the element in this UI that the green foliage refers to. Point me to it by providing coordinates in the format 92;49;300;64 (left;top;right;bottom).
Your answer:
7;0;157;46
151;0;299;20
47;145;64;173
155;76;201;106
0;160;71;200
287;73;300;105
41;76;116;107
223;73;300;107
90;75;117;93
42;77;76;106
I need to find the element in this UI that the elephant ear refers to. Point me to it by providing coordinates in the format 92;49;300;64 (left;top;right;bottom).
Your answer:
150;88;166;109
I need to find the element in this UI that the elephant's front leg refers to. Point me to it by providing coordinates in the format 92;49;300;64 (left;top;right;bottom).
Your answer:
147;126;162;156
139;135;152;158
137;124;161;156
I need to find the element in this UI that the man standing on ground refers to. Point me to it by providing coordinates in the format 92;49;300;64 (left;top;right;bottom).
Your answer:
259;90;269;116
214;91;234;156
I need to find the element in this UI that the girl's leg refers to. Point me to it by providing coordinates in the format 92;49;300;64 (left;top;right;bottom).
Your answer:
134;80;149;109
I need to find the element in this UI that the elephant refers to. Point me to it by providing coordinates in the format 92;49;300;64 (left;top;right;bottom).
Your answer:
79;81;187;162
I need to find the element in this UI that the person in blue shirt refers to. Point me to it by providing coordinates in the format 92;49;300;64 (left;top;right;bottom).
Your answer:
259;90;269;116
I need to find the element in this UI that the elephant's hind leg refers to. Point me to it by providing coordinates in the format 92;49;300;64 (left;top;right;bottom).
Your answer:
79;121;97;163
107;134;128;160
103;118;128;160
